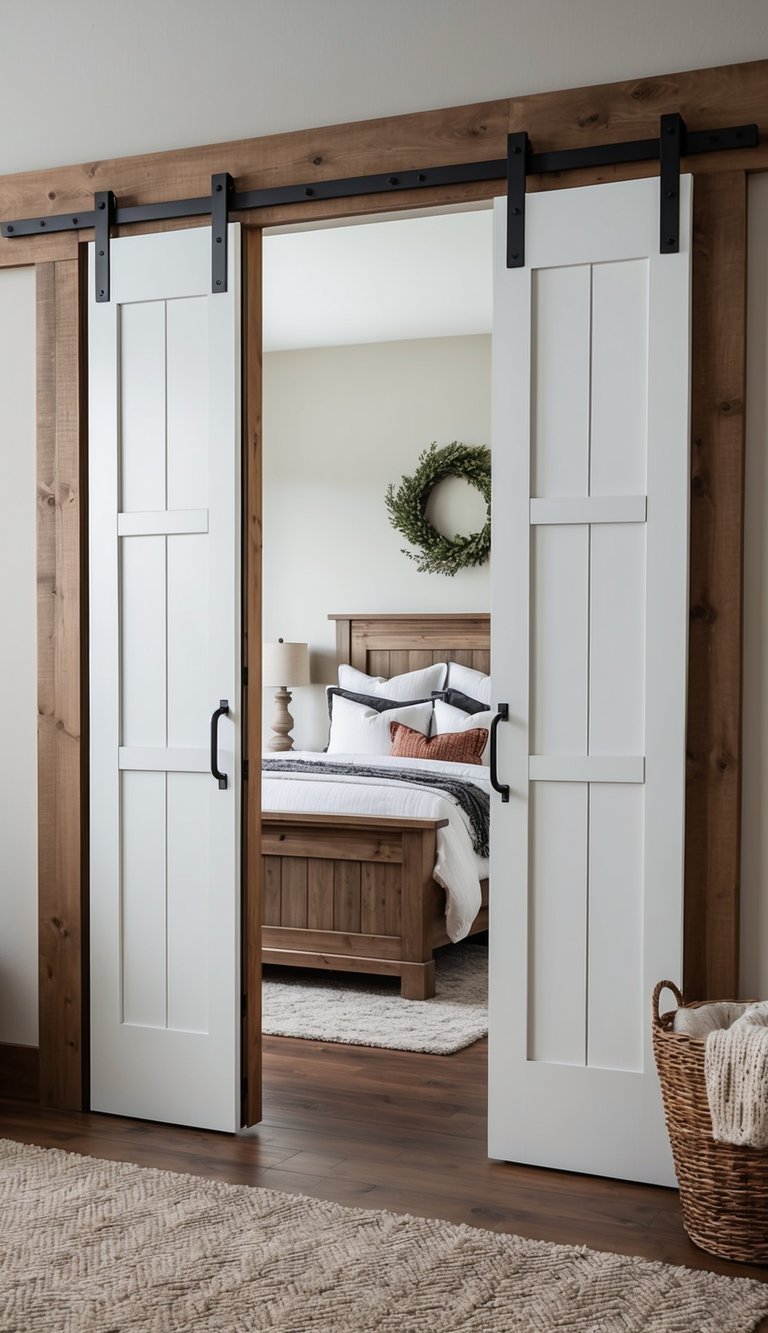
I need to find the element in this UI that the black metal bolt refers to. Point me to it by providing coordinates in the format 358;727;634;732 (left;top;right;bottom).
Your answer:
666;190;675;198
667;124;675;135
216;182;223;192
98;201;106;209
512;145;522;154
388;176;399;186
40;220;45;227
99;289;104;296
216;279;222;286
6;225;12;233
305;188;314;196
667;237;676;245
418;173;426;182
216;236;222;243
98;249;104;256
510;252;519;260
511;206;521;215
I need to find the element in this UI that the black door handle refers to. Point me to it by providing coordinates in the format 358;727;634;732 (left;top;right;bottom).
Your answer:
489;703;510;803
210;700;229;789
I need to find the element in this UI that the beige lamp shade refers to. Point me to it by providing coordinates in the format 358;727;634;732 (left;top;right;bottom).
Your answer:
262;639;311;688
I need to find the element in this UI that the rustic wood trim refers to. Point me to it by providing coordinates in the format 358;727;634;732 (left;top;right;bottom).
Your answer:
0;1043;39;1102
262;948;404;978
261;828;405;864
331;613;492;676
683;171;748;999
242;226;263;1126
0;100;509;239
36;253;88;1110
262;926;402;960
263;811;451;832
400;828;439;1000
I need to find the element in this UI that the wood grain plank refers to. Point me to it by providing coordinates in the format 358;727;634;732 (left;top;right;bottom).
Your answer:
407;650;433;671
306;859;334;931
509;60;767;158
36;256;87;1111
262;828;403;863
334;618;352;670
262;811;447;831
0;1044;39;1102
262;927;400;960
400;829;437;967
281;859;309;929
387;651;410;676
684;172;747;1000
262;857;282;927
361;863;389;936
333;862;361;933
366;651;390;678
262;949;402;978
0;99;509;230
382;865;402;938
242;225;263;1125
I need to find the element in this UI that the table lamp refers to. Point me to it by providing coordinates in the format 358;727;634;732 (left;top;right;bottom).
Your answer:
262;639;311;752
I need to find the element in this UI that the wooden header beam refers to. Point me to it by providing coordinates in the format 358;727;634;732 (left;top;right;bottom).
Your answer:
0;58;766;259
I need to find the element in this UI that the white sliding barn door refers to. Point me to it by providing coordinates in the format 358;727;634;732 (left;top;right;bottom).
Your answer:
89;226;242;1131
489;177;692;1185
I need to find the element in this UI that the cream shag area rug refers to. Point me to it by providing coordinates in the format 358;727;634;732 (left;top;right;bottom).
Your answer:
2;1139;768;1333
262;942;487;1053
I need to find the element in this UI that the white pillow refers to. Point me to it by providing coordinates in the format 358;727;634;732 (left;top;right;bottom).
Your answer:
445;662;492;708
327;695;433;756
338;661;447;701
433;698;493;764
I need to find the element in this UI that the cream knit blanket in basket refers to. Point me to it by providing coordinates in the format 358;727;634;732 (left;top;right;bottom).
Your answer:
675;1000;768;1147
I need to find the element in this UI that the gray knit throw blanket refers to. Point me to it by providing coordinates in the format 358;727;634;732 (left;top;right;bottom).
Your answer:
262;758;490;858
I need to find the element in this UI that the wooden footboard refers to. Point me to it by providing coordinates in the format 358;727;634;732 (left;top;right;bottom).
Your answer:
261;811;488;1000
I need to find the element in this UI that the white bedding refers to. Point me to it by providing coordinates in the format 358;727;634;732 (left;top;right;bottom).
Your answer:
262;751;489;942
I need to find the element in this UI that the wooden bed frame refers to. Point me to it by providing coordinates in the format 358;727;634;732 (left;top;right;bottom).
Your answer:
261;613;491;999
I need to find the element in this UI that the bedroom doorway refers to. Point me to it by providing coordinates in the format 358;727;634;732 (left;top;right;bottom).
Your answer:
255;175;692;1187
257;205;494;1073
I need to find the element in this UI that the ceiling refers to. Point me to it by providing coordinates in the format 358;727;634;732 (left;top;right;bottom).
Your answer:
262;208;493;352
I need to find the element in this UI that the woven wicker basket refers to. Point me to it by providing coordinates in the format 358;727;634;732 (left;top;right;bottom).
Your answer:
652;980;768;1264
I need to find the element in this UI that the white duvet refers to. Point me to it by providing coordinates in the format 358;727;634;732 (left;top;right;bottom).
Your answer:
262;752;489;942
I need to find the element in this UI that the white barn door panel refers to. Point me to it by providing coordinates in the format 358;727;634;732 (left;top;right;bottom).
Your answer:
489;178;691;1185
89;226;242;1131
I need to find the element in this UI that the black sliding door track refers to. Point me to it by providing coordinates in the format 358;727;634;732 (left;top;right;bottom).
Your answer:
2;117;757;297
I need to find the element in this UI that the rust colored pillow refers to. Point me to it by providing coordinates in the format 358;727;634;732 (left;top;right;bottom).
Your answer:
389;721;487;765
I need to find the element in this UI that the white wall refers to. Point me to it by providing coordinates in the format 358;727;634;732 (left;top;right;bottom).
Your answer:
0;266;37;1046
0;1;767;174
263;335;491;750
741;173;768;1000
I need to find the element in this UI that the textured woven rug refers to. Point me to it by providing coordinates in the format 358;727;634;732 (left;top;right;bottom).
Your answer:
2;1139;768;1332
262;942;487;1053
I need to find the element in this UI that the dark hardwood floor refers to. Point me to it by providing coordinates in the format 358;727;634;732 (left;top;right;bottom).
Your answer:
1;1035;766;1321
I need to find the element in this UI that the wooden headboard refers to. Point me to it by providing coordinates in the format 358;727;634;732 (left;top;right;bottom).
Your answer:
328;613;490;679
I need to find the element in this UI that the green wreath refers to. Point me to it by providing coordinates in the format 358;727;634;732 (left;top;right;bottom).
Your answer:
385;441;491;577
